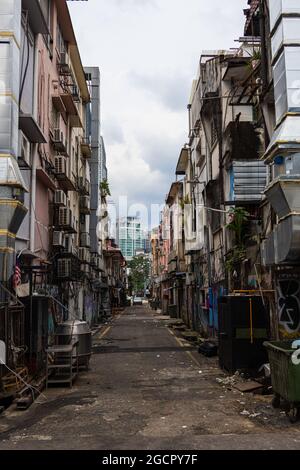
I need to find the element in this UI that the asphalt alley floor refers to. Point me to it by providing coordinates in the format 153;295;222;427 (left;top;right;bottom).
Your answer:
0;305;300;450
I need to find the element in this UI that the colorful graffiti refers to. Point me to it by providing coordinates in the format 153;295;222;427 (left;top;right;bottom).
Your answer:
277;279;300;337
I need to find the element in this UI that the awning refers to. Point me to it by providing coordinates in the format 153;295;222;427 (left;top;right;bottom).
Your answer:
166;182;182;205
176;147;189;175
22;0;50;35
36;168;56;190
19;115;47;143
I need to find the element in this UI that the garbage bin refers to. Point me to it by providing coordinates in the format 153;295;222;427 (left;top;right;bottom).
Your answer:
264;340;300;422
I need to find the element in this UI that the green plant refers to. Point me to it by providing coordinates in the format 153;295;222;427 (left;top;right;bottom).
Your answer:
247;49;261;71
128;256;150;292
100;179;111;196
251;49;261;61
225;246;247;274
226;207;250;276
226;207;250;246
179;194;191;210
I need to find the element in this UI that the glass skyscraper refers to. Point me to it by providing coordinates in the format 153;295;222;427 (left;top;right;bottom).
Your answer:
117;217;145;261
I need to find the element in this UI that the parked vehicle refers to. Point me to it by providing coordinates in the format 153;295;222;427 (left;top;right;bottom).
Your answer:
133;297;143;305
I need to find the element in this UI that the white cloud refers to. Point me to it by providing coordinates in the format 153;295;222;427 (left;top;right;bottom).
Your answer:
68;0;247;217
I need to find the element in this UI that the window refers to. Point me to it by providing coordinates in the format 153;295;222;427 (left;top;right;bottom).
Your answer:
56;22;66;55
211;119;218;147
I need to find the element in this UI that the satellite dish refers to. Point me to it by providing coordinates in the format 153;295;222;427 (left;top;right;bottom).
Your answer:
0;340;6;365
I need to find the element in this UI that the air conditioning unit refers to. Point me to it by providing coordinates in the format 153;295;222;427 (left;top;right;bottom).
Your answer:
55;156;67;175
57;258;72;279
59;51;69;66
80;232;90;248
90;253;97;267
80;264;90;275
64;234;79;258
95;256;101;271
54;190;67;206
18;131;31;167
53;230;65;248
79;247;90;264
52;129;67;152
59;207;72;227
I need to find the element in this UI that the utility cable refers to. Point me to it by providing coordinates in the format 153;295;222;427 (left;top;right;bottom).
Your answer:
19;12;30;106
0;359;47;403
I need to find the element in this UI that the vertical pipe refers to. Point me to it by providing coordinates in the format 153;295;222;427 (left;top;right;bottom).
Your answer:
249;297;254;344
30;143;37;253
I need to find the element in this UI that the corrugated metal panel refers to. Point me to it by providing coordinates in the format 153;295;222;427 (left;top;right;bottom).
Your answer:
230;160;267;201
0;0;21;158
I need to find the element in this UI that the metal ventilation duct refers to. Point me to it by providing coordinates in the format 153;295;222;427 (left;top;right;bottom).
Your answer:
0;0;21;157
269;0;300;33
230;160;267;202
264;1;300;161
0;0;27;284
262;215;300;265
265;177;300;219
264;116;300;161
263;2;300;266
261;232;275;266
275;215;300;264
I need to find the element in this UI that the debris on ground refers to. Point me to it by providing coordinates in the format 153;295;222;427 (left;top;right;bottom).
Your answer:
198;341;218;357
233;381;264;394
181;331;199;342
216;372;240;387
259;363;271;377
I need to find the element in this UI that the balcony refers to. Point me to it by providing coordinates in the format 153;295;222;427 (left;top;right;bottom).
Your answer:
54;156;76;192
168;250;177;274
79;247;90;264
80;232;91;248
58;82;82;128
77;176;90;195
51;128;68;154
57;51;71;77
58;207;77;234
81;137;92;158
57;258;80;281
79;196;91;215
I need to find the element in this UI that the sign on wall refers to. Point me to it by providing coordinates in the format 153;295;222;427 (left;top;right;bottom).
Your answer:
277;277;300;338
0;340;6;365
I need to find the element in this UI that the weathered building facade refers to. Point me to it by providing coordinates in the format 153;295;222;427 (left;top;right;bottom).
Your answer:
152;0;300;343
0;0;126;395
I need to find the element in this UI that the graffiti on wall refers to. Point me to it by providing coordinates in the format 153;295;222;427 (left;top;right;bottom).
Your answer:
277;279;300;337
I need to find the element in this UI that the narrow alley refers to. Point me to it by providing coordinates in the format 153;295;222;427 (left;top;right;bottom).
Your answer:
0;305;300;451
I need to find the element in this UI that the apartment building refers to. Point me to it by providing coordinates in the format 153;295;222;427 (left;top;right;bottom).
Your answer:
0;0;126;386
117;216;145;261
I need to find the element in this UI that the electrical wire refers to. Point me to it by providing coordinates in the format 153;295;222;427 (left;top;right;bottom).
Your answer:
19;12;30;106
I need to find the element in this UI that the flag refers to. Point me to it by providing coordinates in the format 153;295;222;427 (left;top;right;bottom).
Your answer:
13;259;22;291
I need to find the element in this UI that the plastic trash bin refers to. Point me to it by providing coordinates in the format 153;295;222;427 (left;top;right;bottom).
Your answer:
264;340;300;422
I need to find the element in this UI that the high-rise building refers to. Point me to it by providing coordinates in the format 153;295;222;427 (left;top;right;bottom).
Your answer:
143;230;152;254
99;136;108;183
117;216;145;261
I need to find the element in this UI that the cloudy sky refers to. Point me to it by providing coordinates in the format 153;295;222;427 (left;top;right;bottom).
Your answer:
69;0;246;221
